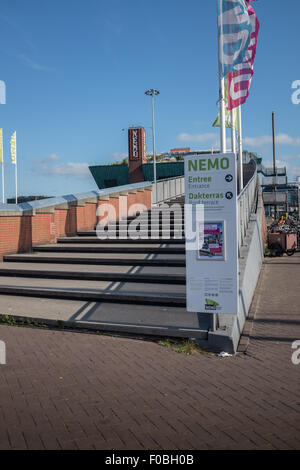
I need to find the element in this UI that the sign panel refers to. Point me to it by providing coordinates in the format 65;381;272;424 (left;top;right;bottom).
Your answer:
128;127;147;162
185;153;238;315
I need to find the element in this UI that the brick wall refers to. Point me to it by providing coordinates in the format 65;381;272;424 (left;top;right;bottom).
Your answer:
0;216;32;257
54;209;69;238
32;213;55;246
0;188;153;260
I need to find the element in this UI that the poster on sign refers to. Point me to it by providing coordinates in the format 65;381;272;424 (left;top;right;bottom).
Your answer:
197;221;225;261
185;153;238;316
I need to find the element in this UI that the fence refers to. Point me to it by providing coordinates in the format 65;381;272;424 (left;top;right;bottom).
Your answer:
262;176;288;186
262;191;288;204
0;181;154;260
0;170;259;258
257;164;286;177
237;169;259;252
153;171;259;253
154;176;185;204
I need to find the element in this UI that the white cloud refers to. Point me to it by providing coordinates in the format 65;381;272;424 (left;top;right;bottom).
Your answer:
263;159;300;179
33;154;90;179
244;133;300;148
176;133;233;151
244;136;272;147
109;152;128;161
177;131;300;151
177;133;218;143
48;153;60;161
276;134;300;146
49;162;90;177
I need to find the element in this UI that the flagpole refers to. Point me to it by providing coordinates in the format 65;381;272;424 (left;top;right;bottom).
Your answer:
1;162;4;204
15;161;18;204
15;132;18;204
1;133;4;204
237;106;243;191
231;108;236;154
217;0;227;154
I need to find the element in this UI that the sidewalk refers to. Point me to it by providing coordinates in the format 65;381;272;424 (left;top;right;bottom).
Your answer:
0;254;299;450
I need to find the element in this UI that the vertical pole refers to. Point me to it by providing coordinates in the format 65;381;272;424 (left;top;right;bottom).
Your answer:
1;162;4;204
219;79;227;153
217;0;227;154
272;112;277;218
15;134;18;204
237;105;243;192
1;133;4;203
231;108;236;154
272;112;276;176
152;94;157;205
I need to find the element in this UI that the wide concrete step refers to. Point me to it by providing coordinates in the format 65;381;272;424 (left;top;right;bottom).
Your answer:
0;262;186;275
125;213;185;218
99;227;185;233
32;244;185;254
110;221;184;226
4;253;186;266
115;219;185;225
77;230;185;237
57;237;186;244
0;266;185;284
140;206;185;210
0;295;208;339
0;276;186;306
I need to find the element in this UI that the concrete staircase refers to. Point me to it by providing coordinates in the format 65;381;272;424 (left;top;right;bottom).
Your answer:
0;197;210;338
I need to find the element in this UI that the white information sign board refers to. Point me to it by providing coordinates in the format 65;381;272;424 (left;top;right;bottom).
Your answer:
185;153;238;315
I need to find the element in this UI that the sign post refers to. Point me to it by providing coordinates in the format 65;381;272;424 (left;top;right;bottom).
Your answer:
185;153;238;316
128;127;147;184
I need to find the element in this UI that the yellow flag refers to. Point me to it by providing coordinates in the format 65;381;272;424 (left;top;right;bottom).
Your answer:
212;77;238;131
10;131;16;164
0;129;3;163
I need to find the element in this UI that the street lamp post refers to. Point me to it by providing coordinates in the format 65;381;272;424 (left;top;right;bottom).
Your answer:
145;89;160;204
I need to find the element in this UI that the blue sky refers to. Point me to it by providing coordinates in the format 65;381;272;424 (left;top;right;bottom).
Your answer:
0;0;299;198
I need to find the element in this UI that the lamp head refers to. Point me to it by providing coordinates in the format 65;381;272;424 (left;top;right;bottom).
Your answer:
145;89;160;96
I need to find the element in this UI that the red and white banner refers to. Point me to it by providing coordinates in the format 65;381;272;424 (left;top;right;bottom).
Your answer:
227;0;259;110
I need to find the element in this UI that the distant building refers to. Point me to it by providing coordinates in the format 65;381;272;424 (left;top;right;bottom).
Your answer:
7;195;52;204
90;127;186;190
262;178;299;217
170;148;190;154
89;129;225;190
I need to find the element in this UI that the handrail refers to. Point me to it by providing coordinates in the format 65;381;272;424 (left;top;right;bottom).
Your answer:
237;168;258;252
0;180;154;214
154;176;185;204
238;168;257;200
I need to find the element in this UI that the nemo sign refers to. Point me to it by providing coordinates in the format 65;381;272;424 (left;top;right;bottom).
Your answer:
128;127;146;162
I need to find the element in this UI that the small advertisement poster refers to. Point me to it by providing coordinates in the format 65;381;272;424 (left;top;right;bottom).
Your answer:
197;221;225;261
185;153;238;316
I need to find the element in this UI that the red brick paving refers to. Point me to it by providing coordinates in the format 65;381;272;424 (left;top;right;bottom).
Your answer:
0;254;299;450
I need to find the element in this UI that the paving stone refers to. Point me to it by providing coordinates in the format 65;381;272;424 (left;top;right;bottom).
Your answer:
0;255;299;449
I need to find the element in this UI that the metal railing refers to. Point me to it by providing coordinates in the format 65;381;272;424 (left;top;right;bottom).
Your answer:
237;169;258;252
262;176;288;186
262;191;288;204
257;164;286;177
153;176;185;205
0;181;154;215
153;171;259;253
